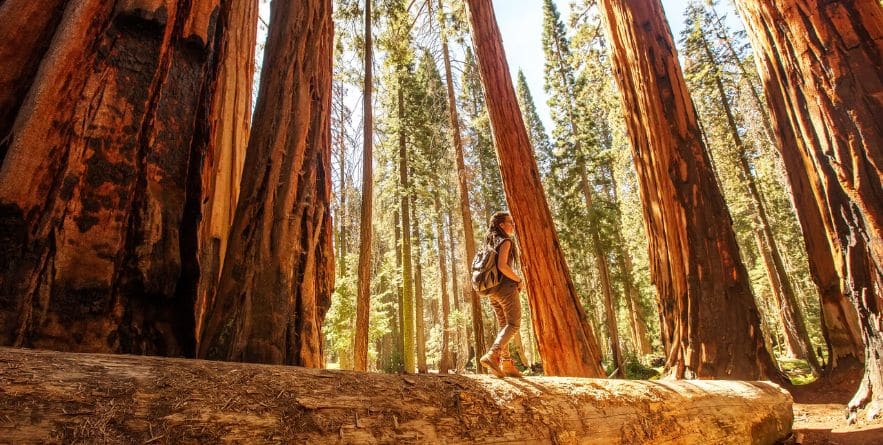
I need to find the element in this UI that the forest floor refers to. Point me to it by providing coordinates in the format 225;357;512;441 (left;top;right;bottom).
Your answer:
786;367;883;444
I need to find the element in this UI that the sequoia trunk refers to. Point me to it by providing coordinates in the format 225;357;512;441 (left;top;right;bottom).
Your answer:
198;0;334;367
734;0;883;418
711;4;863;374
465;0;605;377
194;0;258;343
0;0;223;356
596;0;779;380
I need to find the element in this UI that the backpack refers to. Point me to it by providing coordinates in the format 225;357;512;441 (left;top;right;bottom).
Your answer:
471;238;507;295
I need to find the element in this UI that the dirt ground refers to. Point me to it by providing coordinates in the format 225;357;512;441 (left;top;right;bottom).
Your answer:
787;369;883;444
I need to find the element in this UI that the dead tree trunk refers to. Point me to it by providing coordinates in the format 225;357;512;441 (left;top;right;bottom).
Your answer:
0;347;794;445
194;0;258;344
0;0;224;356
465;0;605;377
353;0;374;373
596;0;779;380
398;87;416;374
734;0;883;419
199;0;334;367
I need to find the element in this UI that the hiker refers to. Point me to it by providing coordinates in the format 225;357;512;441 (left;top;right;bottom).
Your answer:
477;211;524;378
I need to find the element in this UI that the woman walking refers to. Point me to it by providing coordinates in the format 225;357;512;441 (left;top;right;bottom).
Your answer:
478;211;524;378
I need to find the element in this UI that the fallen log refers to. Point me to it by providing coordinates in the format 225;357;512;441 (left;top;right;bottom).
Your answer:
0;347;792;444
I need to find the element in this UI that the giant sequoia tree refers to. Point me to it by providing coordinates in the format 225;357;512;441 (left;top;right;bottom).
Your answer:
199;0;334;367
733;0;883;419
195;0;259;342
465;0;604;377
596;0;779;380
0;0;235;356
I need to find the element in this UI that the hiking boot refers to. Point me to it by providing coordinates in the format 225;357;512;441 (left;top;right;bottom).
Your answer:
479;351;504;377
500;359;523;378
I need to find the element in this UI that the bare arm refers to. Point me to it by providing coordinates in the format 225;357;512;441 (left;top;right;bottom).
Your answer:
496;240;521;283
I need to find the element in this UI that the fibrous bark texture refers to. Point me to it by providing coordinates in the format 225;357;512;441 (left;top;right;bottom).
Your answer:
0;0;69;162
596;0;779;380
194;0;258;342
733;0;882;419
0;347;794;444
465;0;604;377
0;0;223;356
199;0;334;366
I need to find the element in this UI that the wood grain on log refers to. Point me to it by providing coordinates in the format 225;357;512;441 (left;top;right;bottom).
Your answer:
0;347;793;444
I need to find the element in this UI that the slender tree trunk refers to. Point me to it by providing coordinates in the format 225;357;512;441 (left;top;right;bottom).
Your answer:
0;0;225;355
700;32;821;375
610;172;652;356
448;208;467;370
198;0;334;367
194;0;258;345
398;87;416;374
336;83;348;278
579;169;624;377
411;194;427;373
465;0;605;377
353;0;374;373
438;0;485;371
616;230;652;356
734;0;883;418
434;191;453;373
596;0;779;380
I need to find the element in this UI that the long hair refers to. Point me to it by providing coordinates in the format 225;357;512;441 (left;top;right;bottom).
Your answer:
483;211;518;262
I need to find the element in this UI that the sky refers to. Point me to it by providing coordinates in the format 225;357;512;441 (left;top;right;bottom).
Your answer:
494;0;721;131
256;0;744;139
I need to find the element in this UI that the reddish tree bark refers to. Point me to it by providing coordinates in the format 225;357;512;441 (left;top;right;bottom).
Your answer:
199;0;334;367
596;0;779;380
734;0;882;419
194;0;258;344
0;0;70;162
0;0;223;356
464;0;604;377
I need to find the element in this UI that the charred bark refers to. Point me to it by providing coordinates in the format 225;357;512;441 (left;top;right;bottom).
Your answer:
0;0;223;356
193;0;258;345
198;0;334;367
